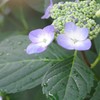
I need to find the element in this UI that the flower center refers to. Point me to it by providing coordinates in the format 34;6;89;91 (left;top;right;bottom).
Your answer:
71;38;78;44
43;38;47;43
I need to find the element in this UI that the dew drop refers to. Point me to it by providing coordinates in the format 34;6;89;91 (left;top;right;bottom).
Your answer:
47;79;51;83
18;41;22;45
6;39;10;42
48;92;57;100
6;53;10;56
43;83;48;87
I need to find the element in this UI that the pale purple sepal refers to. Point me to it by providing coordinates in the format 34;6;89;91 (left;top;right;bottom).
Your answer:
26;43;47;54
64;22;89;41
43;25;54;43
57;34;74;50
29;29;43;43
41;0;53;19
74;39;91;51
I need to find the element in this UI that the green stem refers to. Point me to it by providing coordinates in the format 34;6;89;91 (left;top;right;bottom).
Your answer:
74;50;77;57
91;54;100;69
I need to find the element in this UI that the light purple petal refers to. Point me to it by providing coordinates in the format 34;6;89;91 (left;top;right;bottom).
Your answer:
64;22;77;39
50;0;53;5
44;25;54;33
74;27;89;40
41;0;53;19
65;22;77;33
29;29;43;43
43;25;54;44
57;34;74;50
28;25;54;48
74;39;92;50
64;22;89;41
26;43;47;54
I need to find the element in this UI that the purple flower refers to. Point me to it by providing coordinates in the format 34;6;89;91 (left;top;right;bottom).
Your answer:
26;25;55;54
57;22;91;51
41;0;53;19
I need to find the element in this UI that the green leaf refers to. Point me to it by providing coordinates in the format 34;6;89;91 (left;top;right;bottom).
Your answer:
42;53;94;100
90;81;100;100
0;33;72;93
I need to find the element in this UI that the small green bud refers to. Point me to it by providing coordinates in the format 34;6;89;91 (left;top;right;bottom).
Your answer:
95;10;100;17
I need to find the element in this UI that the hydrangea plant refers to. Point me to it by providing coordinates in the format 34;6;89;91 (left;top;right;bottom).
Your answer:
0;0;100;100
25;0;100;100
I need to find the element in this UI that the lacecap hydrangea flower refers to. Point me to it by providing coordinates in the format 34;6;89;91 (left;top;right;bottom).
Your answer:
57;22;92;51
26;25;55;54
41;0;53;19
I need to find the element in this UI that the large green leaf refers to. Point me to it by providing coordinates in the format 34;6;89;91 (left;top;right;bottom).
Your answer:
0;34;72;93
90;81;100;100
42;53;94;100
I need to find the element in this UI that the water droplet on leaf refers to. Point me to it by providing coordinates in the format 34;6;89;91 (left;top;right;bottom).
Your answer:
6;39;10;42
43;83;48;87
18;41;22;45
6;53;10;56
48;92;57;100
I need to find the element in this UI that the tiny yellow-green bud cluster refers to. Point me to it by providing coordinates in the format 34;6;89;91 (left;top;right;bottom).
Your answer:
96;9;100;17
50;0;100;40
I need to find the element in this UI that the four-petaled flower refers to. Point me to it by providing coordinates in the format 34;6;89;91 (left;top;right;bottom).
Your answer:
41;0;53;19
57;22;91;51
26;25;55;54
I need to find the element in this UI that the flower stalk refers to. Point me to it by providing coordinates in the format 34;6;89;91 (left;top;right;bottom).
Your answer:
91;54;100;68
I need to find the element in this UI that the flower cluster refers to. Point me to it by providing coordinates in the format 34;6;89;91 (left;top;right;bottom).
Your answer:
26;0;100;54
50;0;100;40
26;21;91;54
